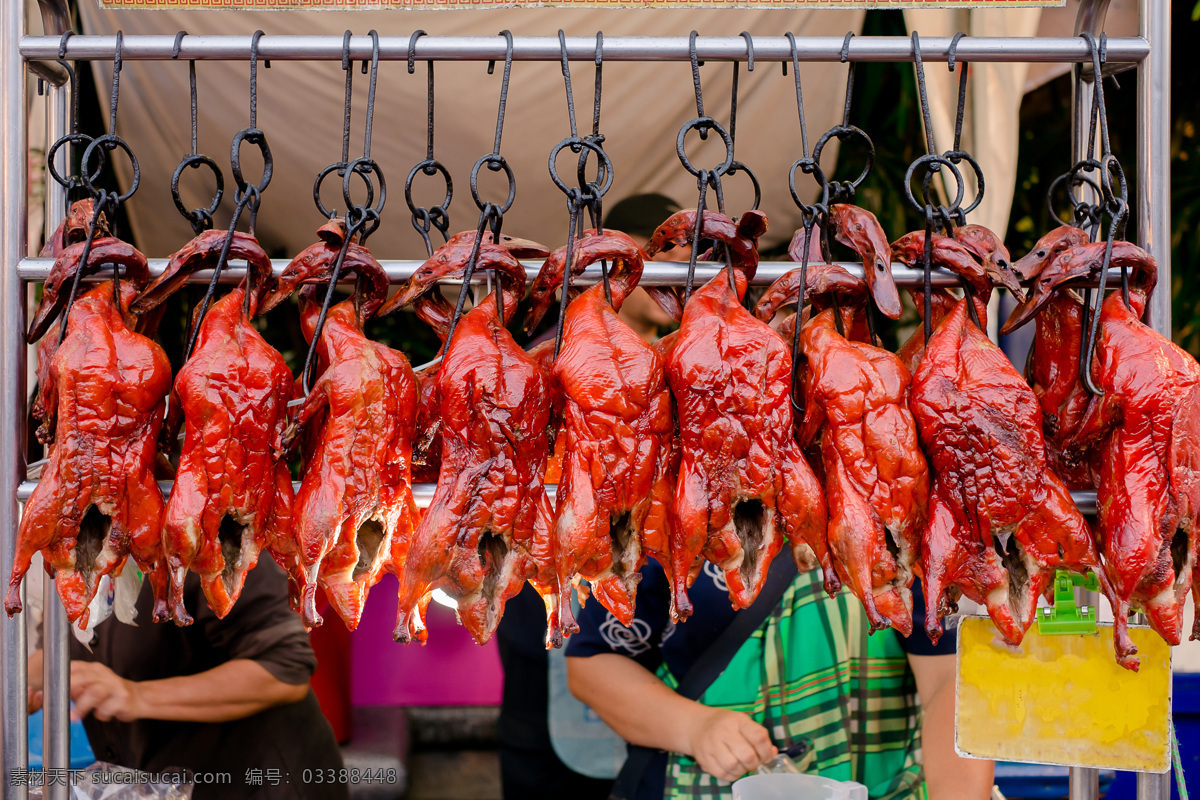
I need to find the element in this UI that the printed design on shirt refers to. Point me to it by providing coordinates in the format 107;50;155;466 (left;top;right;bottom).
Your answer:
660;620;677;645
702;560;729;593
599;614;654;656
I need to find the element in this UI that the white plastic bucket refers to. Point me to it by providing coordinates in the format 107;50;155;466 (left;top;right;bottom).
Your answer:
731;773;869;800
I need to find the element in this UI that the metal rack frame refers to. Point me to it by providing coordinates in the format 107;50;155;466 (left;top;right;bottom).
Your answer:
0;2;1172;799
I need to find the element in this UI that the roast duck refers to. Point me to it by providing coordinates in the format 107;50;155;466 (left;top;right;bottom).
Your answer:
523;230;675;632
7;216;172;625
755;209;929;637
1004;241;1200;668
379;231;550;485
904;224;1118;658
131;230;294;626
259;219;419;632
643;209;829;616
382;236;560;646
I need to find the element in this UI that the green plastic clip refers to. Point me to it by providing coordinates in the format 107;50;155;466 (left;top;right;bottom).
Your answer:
1037;569;1101;635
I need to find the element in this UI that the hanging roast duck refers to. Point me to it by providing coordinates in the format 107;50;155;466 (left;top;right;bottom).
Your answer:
8;227;171;626
261;219;419;632
1006;242;1200;668
644;208;830;614
131;230;295;626
757;226;929;637
908;247;1117;656
523;230;676;631
382;236;560;647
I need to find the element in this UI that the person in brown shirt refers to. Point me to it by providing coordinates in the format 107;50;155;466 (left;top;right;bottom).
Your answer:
29;559;348;800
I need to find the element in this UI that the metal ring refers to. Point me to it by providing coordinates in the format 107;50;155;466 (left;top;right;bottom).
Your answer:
315;162;380;220
47;133;101;189
405;159;453;220
676;117;734;179
171;153;223;225
230;128;273;195
81;134;139;204
549;137;613;199
470;154;515;215
788;157;827;211
725;160;762;211
903;153;965;216
943;149;985;217
343;156;386;219
1046;171;1102;223
576;137;609;193
811;125;874;199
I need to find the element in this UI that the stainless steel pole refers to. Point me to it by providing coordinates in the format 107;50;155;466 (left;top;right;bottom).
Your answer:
1139;0;1171;335
1137;0;1172;797
1069;767;1099;800
1066;4;1109;797
1;0;30;797
41;80;70;800
1137;772;1172;800
20;34;1151;65
13;256;1138;290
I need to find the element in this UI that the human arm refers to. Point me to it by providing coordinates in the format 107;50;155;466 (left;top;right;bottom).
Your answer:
69;658;307;724
567;652;776;782
907;653;993;800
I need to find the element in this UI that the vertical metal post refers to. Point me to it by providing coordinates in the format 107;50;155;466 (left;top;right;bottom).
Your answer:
1136;0;1173;797
1069;767;1099;800
1137;772;1173;800
42;79;71;800
1;0;30;798
1138;0;1171;334
1067;4;1108;800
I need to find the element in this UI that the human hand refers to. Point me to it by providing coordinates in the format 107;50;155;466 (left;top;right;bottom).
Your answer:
687;707;777;782
70;661;141;722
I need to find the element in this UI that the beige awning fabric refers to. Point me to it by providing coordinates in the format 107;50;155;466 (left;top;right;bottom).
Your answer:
76;6;869;259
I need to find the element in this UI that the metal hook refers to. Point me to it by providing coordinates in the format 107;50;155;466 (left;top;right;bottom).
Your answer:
689;31;708;139
362;30;381;160
591;32;604;139
740;31;755;72
911;32;937;157
785;33;808;158
55;192;116;350
408;29;426;74
946;31;965;72
558;30;579;145
300;211;372;395
339;31;354;168
552;190;584;361
108;32;124;139
489;30;515;159
249;30;265;129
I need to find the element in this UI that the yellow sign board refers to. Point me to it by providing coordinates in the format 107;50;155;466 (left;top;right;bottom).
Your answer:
955;615;1172;773
99;0;1063;8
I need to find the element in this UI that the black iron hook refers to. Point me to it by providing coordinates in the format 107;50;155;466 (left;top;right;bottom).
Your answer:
405;30;453;256
408;29;426;74
170;31;224;236
689;31;708;139
740;31;755;72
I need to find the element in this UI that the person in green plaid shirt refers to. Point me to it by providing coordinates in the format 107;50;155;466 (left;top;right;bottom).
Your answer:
566;558;994;800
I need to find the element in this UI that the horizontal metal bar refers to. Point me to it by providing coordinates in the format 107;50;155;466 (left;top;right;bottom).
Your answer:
20;34;1150;65
15;256;1141;291
14;479;1094;514
21;256;969;288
